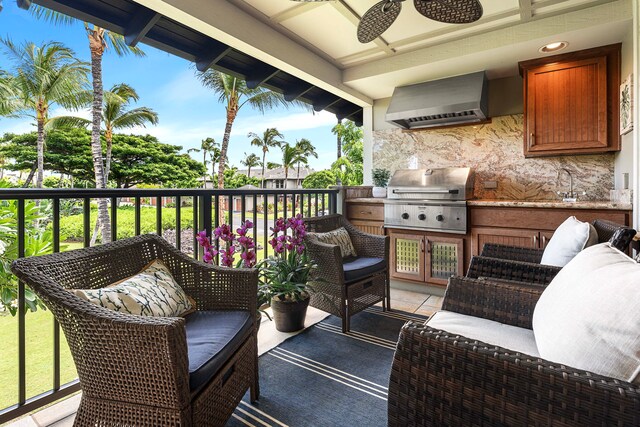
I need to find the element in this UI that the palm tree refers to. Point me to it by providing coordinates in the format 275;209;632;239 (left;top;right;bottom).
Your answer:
102;84;158;181
270;143;302;189
196;71;303;189
240;152;260;178
30;5;145;242
294;138;317;184
248;127;284;188
1;40;89;188
187;137;218;187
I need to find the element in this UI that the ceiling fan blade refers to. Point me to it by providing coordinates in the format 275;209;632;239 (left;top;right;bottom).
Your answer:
357;0;402;43
414;0;483;24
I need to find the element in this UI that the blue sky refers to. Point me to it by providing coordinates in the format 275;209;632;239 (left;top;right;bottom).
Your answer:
0;2;341;171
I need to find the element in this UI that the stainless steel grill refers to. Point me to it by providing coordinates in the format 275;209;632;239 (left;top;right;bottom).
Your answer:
384;167;474;234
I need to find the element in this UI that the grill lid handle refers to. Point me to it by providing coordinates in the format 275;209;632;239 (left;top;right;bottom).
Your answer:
392;189;459;194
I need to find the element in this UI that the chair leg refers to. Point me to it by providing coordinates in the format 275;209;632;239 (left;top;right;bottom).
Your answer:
386;271;391;311
342;315;349;333
250;336;260;402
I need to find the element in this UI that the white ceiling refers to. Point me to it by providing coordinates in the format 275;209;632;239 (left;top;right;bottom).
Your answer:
228;0;633;99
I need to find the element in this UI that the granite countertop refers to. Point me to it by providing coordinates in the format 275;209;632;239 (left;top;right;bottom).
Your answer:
345;197;631;210
467;199;632;210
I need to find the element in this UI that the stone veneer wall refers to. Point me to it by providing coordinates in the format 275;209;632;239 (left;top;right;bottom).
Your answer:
373;114;615;201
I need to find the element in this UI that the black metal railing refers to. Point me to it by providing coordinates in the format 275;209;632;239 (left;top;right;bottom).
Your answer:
0;187;338;423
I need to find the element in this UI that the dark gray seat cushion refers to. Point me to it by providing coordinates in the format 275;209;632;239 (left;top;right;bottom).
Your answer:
343;256;386;283
185;310;253;392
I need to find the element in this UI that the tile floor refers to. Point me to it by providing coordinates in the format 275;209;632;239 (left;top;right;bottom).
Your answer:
8;288;442;427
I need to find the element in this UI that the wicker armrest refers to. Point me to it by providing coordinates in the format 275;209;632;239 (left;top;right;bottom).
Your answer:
389;323;640;426
304;237;344;285
480;243;544;263
73;313;190;410
466;255;560;285
442;276;544;328
342;221;389;259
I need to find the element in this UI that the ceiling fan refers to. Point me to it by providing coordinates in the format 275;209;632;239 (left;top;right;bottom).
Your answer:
290;0;483;43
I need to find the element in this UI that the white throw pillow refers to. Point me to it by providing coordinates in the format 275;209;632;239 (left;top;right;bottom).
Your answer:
72;259;195;317
307;227;357;258
540;216;597;267
533;243;640;383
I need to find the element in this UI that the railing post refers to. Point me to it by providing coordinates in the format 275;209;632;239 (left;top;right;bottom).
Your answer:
198;193;212;259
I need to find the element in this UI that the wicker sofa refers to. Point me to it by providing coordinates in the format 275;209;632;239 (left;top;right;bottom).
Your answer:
388;275;640;426
12;234;259;427
304;214;390;332
467;219;636;285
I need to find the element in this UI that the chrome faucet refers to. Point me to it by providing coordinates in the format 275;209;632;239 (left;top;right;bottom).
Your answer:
557;168;584;202
558;168;574;199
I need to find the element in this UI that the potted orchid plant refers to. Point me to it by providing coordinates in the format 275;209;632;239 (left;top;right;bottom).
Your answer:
196;220;270;322
259;214;316;332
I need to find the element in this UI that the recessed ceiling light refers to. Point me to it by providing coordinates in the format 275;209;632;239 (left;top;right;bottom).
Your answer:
539;41;569;53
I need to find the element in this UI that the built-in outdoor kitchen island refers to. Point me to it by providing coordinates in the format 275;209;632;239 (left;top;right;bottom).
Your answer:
341;186;632;293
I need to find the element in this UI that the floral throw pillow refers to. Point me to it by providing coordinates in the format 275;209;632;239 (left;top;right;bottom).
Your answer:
308;227;357;258
72;259;195;317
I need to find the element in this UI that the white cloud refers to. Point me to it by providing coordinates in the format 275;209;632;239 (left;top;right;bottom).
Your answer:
157;69;210;104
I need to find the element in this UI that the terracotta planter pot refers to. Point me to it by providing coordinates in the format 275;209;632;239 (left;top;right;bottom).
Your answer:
271;297;310;332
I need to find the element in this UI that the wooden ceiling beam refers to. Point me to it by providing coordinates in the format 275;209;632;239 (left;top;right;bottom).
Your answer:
283;82;314;102
246;64;280;89
124;6;161;47
195;42;232;72
271;2;324;23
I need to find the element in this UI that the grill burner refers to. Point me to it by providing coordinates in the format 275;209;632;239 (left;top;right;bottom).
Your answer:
384;167;474;234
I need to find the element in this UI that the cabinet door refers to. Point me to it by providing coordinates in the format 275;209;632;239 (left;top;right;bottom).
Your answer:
471;227;539;256
426;236;464;286
540;230;555;249
390;231;425;282
524;57;608;156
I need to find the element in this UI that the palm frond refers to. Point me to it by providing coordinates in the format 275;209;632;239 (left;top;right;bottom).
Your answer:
45;115;90;131
105;31;145;57
30;4;76;25
111;107;159;129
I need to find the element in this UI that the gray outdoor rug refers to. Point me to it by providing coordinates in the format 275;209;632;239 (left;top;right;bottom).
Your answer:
226;307;428;427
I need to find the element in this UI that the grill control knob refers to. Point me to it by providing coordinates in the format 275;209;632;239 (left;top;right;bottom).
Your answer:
436;214;444;222
401;213;409;220
418;213;426;221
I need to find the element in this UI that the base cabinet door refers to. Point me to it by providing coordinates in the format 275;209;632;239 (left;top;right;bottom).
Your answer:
390;231;425;282
426;237;464;285
472;227;539;256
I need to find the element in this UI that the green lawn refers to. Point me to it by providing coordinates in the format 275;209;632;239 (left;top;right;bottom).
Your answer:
0;309;77;411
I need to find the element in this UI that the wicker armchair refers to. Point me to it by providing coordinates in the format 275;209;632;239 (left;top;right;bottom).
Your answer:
304;214;390;332
11;234;259;427
388;276;640;426
467;219;636;285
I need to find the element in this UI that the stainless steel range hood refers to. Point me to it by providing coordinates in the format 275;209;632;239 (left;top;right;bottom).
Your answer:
385;71;488;129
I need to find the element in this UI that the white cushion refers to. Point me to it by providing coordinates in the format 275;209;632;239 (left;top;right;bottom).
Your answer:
73;259;195;317
307;227;357;258
533;243;640;383
426;310;539;357
540;216;597;267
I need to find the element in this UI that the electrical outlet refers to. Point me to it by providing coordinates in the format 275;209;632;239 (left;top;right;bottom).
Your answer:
484;181;497;189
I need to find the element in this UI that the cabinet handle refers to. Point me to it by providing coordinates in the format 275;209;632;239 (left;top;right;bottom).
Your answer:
542;235;547;247
530;133;535;142
360;211;372;215
533;235;538;247
420;239;425;253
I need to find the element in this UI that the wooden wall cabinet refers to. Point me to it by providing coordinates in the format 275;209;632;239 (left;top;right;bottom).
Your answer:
518;44;621;157
389;230;464;286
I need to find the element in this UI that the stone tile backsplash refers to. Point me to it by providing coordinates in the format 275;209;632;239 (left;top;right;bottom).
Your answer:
373;114;614;201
